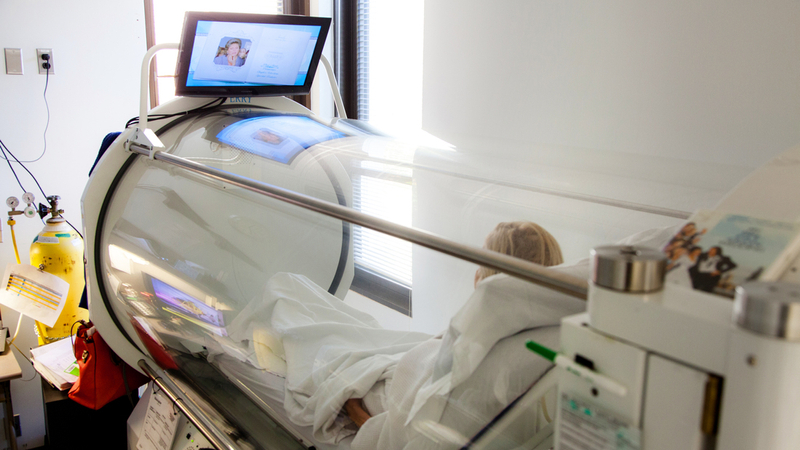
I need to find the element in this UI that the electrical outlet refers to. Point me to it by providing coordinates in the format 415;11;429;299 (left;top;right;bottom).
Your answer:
36;48;54;75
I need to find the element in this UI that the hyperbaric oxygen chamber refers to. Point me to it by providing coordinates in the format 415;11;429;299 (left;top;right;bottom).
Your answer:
83;95;730;450
88;106;353;320
84;96;574;450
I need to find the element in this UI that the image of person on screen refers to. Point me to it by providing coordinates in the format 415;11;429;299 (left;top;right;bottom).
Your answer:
213;38;245;67
253;129;285;145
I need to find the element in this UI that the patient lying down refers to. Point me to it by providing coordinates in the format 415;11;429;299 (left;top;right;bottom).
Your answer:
227;222;587;448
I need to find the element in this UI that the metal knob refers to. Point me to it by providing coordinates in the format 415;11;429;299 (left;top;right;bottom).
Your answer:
591;245;667;293
734;282;800;340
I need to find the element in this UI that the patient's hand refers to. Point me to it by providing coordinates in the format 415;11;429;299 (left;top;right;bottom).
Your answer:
345;398;371;427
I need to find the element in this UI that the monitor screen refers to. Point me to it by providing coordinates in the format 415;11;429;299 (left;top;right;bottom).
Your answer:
150;277;227;336
175;12;331;98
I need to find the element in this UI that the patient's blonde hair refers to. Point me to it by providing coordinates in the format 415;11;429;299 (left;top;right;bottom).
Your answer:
475;221;563;284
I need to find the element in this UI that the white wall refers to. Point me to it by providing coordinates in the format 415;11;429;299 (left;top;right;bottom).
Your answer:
422;0;800;167
367;0;424;129
409;0;800;333
0;1;145;447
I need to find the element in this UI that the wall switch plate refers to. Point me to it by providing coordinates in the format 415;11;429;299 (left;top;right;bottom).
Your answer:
4;48;23;75
36;48;53;75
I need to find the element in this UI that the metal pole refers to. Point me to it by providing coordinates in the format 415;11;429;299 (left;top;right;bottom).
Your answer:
332;149;691;220
319;54;348;119
128;144;588;299
139;43;179;131
138;360;239;450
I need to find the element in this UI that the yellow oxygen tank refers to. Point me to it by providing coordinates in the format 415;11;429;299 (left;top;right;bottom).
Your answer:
29;196;89;345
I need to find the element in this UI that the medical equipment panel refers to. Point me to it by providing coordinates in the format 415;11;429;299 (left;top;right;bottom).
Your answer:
554;226;800;450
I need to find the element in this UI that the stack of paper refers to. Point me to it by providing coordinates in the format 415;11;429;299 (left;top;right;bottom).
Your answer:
30;337;79;391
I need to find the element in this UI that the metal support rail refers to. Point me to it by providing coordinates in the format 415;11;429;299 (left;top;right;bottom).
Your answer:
399;164;691;220
323;146;692;220
128;144;588;299
139;360;238;450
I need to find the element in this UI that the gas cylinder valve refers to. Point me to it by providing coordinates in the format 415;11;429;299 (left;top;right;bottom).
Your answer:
38;195;65;221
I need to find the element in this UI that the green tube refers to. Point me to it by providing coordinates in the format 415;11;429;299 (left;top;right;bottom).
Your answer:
526;340;557;362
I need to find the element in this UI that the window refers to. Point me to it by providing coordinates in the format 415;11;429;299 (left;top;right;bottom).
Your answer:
350;156;414;315
144;0;425;316
144;0;282;107
335;0;423;129
334;0;429;316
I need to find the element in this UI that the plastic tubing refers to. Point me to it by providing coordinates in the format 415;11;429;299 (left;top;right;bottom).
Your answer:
6;218;24;344
8;219;20;264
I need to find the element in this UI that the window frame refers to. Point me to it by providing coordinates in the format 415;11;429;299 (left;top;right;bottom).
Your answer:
333;0;361;119
351;266;411;316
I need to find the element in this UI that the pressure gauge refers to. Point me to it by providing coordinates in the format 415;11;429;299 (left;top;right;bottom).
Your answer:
23;206;37;218
6;197;19;209
21;192;35;204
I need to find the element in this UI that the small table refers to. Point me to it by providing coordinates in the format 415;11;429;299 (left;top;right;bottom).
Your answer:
0;350;22;450
40;377;136;448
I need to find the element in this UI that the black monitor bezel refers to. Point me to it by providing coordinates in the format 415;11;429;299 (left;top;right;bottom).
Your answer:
175;11;331;98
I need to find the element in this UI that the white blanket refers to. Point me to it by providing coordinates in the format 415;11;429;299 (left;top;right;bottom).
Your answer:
222;227;675;447
352;273;586;450
227;273;431;444
349;226;677;449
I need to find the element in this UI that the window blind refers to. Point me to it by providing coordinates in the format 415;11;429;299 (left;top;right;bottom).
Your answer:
356;0;370;121
352;172;413;287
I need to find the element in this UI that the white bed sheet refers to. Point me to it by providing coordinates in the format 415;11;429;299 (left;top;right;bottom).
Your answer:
215;270;585;449
204;225;678;449
215;354;353;450
213;326;562;450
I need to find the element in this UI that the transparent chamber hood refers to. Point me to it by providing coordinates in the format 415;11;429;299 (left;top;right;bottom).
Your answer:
85;101;739;450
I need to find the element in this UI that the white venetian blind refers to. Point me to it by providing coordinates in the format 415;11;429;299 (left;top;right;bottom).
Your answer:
352;161;413;287
356;0;370;120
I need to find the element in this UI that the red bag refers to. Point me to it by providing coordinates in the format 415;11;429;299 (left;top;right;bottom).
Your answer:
68;321;149;410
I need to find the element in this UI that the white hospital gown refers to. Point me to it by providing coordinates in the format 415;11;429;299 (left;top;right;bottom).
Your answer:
352;273;586;450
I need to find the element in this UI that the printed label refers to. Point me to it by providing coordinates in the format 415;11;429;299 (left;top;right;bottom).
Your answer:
137;388;179;450
558;392;641;450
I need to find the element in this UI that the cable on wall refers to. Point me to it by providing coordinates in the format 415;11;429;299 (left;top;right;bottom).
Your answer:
1;58;51;163
0;140;47;200
0;140;27;194
1;139;83;239
37;59;51;163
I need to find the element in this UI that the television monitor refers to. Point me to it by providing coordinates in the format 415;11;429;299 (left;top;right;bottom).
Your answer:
175;12;331;98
